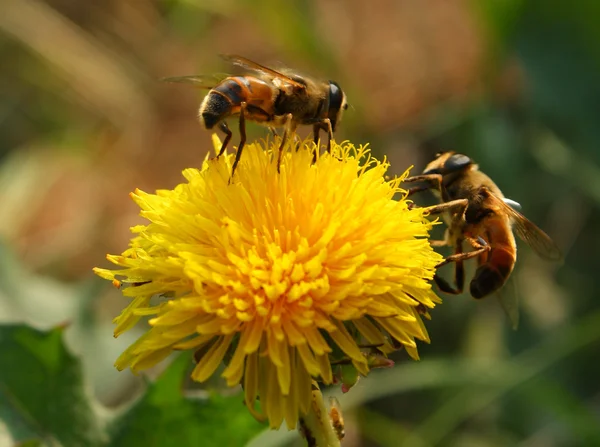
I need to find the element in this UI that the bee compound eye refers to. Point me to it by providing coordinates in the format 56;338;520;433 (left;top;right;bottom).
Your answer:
445;153;472;172
328;82;343;109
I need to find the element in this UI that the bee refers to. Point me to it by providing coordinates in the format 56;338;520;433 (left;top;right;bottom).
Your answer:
164;54;348;177
404;152;562;326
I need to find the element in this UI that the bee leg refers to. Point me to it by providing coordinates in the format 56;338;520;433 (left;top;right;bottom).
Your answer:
406;184;432;197
466;236;488;250
434;241;466;294
216;121;233;158
276;113;294;173
311;123;321;163
430;240;447;247
403;174;442;183
324;118;333;153
435;242;490;269
312;124;321;147
425;198;469;217
268;127;280;149
403;174;443;197
293;133;302;152
435;236;491;295
229;102;247;182
434;274;463;294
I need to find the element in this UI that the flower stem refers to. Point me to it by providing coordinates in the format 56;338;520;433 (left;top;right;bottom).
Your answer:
298;382;341;447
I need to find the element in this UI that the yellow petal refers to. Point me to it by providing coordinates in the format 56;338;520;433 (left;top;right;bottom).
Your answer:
191;334;234;382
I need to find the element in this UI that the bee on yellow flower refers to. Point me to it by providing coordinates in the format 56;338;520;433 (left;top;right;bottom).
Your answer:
94;136;443;430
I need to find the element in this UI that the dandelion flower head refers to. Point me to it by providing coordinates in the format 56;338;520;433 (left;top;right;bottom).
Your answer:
94;136;443;429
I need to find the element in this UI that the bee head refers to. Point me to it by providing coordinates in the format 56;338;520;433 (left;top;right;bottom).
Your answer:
327;81;347;133
422;152;474;175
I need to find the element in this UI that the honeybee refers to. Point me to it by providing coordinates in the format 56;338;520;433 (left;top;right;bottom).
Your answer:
164;54;348;177
404;152;562;326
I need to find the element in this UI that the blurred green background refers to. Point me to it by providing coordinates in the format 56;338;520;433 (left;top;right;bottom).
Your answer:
1;0;599;446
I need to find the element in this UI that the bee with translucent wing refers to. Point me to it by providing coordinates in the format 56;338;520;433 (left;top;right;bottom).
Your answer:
163;54;348;178
404;152;562;327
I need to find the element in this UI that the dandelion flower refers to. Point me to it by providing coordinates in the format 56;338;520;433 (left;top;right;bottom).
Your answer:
94;137;443;429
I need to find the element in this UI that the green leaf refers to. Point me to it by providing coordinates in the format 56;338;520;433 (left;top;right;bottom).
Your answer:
0;325;106;447
109;353;266;447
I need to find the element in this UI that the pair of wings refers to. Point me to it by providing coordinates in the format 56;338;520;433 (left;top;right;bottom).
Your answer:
480;187;562;262
162;54;306;90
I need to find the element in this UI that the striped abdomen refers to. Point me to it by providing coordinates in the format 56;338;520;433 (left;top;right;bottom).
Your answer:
470;216;517;299
198;76;275;129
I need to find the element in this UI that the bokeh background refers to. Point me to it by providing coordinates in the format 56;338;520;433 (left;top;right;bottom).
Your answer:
1;0;599;446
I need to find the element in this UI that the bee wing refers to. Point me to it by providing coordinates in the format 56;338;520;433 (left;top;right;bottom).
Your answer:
495;279;520;330
484;188;563;261
160;74;228;89
219;54;306;89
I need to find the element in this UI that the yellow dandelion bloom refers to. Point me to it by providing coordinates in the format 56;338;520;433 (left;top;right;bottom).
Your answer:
94;137;443;429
